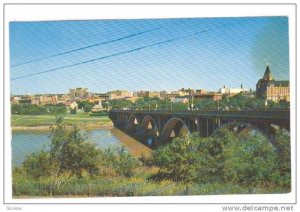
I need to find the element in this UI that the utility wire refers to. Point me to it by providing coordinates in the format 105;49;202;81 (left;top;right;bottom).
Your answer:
11;28;212;81
11;26;163;68
11;25;227;81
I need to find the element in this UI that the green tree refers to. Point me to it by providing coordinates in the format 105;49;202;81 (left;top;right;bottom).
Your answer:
198;129;238;183
44;103;67;115
173;102;188;110
22;117;102;184
271;129;291;187
49;118;101;178
83;104;93;112
100;147;139;177
115;147;139;177
11;103;67;115
23;150;52;179
223;131;277;193
106;99;132;110
70;108;77;114
134;98;148;110
11;104;47;115
77;101;95;112
11;104;22;114
152;134;200;183
58;125;101;178
195;99;216;110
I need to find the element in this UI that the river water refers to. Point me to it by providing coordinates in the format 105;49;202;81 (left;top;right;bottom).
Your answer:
12;128;151;168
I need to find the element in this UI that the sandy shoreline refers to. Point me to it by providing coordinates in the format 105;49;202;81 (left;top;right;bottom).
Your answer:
12;123;114;131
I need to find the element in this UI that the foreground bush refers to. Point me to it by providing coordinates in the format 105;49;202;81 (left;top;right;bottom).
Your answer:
151;128;290;193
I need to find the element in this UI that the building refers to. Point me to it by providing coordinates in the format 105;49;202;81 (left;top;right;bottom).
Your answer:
219;85;249;97
165;93;179;99
10;94;59;105
256;65;290;102
69;88;88;99
16;95;32;104
133;90;147;98
91;93;110;102
179;88;194;96
159;90;168;99
133;90;160;98
108;90;132;100
69;89;76;99
193;93;223;101
173;96;189;104
11;96;22;104
35;95;58;105
195;89;207;94
57;94;71;104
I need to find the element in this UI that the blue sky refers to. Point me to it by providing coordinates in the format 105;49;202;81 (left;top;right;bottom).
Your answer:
10;17;289;95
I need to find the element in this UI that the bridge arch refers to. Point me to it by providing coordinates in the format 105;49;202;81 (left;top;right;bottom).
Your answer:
213;121;268;138
141;115;158;131
127;114;139;129
161;117;190;141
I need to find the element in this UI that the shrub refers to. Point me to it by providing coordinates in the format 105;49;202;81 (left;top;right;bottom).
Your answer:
23;150;52;179
100;147;140;177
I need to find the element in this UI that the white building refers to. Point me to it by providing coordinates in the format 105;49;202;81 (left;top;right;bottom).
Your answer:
219;85;249;97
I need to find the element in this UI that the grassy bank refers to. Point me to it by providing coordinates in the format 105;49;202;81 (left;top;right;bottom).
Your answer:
12;166;289;198
11;112;112;129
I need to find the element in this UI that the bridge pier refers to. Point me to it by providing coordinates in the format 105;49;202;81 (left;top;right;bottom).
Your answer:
206;118;209;137
196;117;200;135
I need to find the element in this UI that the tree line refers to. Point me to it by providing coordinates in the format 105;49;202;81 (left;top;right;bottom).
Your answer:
104;94;289;111
11;103;67;115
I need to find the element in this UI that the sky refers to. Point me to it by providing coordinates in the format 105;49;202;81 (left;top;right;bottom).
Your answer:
9;17;289;95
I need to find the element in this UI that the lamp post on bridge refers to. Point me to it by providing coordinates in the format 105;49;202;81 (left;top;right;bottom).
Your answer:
191;94;194;111
148;101;158;110
263;99;269;110
187;88;194;111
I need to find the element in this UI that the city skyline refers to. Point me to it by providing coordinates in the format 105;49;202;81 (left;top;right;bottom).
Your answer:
10;17;289;95
10;86;245;96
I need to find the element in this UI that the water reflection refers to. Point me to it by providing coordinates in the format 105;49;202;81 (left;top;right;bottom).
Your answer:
12;131;50;168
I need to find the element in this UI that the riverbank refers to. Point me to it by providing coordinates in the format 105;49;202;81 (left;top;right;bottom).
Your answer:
12;123;114;131
11;113;113;131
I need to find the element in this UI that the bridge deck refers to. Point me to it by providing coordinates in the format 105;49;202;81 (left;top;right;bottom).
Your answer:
110;109;290;120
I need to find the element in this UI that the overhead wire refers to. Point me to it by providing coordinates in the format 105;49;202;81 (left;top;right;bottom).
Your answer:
11;22;239;81
10;26;163;68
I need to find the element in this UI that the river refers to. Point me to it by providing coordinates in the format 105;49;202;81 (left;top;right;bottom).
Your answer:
12;128;152;168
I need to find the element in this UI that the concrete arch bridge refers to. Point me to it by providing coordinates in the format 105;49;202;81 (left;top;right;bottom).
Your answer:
109;109;290;146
